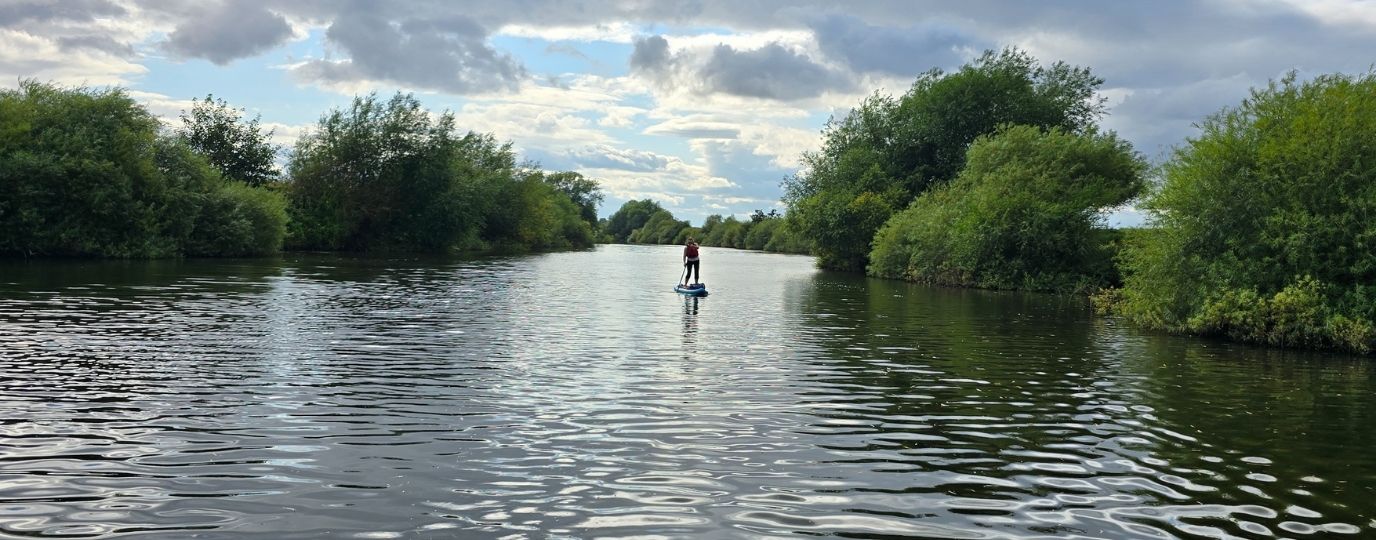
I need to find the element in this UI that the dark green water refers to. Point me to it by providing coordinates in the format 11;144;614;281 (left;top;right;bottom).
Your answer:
1;245;1372;538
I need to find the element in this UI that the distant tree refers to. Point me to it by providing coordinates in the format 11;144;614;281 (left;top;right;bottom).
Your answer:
784;47;1106;270
178;95;279;186
604;199;665;242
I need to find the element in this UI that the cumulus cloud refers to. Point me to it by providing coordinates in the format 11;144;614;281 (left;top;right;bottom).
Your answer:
700;42;854;100
644;118;741;139
564;145;674;172
629;35;671;74
0;28;146;85
289;9;526;94
807;14;982;75
1101;74;1260;159
57;34;134;56
0;0;125;27
162;2;293;64
630;34;852;101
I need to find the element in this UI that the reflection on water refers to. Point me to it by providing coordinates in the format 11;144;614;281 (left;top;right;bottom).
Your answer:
0;245;1372;538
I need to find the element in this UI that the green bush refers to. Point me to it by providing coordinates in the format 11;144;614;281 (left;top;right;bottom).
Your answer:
1115;72;1376;353
185;182;288;256
868;125;1145;292
286;92;596;253
0;81;286;258
605;199;665;243
784;48;1106;270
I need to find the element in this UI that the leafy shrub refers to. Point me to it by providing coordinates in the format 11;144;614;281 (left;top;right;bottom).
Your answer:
287;93;595;253
869;125;1145;293
0;81;286;258
1115;72;1376;353
784;48;1107;270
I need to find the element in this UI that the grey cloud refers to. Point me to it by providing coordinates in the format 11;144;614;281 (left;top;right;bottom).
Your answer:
290;10;525;94
807;14;982;75
632;34;852;101
700;42;853;100
698;139;792;202
57;34;134;56
630;35;671;74
1103;75;1261;160
163;2;293;65
0;0;124;27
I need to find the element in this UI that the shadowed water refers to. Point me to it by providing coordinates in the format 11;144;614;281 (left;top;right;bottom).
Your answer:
1;244;1373;538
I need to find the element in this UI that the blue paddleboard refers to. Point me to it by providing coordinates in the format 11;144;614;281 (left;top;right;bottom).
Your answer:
675;283;708;296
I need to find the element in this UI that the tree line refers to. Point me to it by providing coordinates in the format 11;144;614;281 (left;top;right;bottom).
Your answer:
602;199;810;254
0;82;600;258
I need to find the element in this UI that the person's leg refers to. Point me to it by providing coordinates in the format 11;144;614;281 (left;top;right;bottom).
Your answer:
691;261;700;283
684;262;692;285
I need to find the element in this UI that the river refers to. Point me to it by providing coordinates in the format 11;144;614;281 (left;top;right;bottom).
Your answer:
1;244;1372;538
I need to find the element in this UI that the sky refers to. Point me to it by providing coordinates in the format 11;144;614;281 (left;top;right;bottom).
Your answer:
2;0;1375;226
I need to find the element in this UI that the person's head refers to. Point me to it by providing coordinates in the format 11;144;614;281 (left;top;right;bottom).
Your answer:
687;237;696;245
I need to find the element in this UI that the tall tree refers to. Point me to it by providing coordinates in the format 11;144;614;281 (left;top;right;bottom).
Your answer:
784;48;1106;270
178;95;279;186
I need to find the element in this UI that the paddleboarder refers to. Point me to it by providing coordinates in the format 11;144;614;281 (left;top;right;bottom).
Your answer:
683;238;701;285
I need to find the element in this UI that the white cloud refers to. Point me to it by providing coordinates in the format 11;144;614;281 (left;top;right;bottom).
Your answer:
495;21;640;43
125;89;195;123
0;28;147;86
643;117;740;139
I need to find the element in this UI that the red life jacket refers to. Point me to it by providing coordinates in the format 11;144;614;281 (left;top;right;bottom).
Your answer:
685;244;699;258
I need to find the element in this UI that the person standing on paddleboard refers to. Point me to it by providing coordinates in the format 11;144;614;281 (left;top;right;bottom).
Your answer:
683;238;701;285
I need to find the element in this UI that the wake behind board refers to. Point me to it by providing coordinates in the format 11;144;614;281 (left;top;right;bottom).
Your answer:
675;283;708;296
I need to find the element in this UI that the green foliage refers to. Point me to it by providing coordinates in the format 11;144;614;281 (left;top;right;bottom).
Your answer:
762;218;812;254
155;137;288;257
600;199;811;254
177;95;279;186
627;209;690;244
784;48;1106;270
868;125;1145;292
538;171;604;227
286;92;596;253
1114;72;1376;353
1183;278;1374;353
604;199;665;242
486;173;593;250
0;81;286;258
185;181;289;256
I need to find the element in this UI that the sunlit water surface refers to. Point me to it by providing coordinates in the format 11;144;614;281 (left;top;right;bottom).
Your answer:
1;245;1373;539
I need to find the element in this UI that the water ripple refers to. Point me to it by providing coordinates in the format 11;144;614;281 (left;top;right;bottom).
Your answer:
1;247;1373;538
